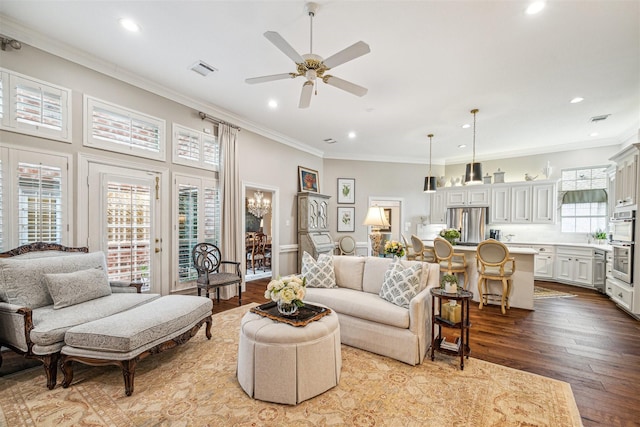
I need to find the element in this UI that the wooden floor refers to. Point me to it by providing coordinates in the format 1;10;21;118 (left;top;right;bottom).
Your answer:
2;279;639;426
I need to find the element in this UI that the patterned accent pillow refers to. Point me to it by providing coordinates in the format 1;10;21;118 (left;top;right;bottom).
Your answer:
301;252;336;288
379;258;422;308
43;267;112;309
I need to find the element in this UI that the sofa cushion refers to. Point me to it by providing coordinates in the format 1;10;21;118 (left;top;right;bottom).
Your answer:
305;288;409;329
30;293;161;346
0;251;108;308
362;257;393;294
332;256;365;291
378;259;422;308
301;252;336;288
44;267;112;309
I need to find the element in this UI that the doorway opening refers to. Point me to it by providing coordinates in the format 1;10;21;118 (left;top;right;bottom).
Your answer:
243;183;278;282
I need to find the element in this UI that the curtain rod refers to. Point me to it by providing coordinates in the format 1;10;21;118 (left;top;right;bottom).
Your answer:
198;112;241;131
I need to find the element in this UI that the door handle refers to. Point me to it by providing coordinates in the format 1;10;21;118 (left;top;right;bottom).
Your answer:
155;248;162;253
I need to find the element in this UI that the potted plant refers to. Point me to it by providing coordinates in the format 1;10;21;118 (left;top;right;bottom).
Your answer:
441;274;458;293
593;229;608;244
440;228;461;245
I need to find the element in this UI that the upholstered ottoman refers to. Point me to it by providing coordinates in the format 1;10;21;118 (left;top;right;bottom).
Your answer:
237;304;341;405
60;295;213;396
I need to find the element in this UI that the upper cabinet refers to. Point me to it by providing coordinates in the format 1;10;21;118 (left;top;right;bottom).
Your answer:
431;191;447;223
492;181;556;224
445;188;489;207
613;150;638;208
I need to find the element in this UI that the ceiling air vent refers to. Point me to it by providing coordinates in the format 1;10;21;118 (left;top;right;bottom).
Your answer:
589;114;611;123
190;60;217;77
323;138;337;144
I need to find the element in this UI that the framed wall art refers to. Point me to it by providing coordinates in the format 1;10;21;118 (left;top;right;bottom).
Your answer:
298;166;319;193
337;207;355;232
337;178;355;204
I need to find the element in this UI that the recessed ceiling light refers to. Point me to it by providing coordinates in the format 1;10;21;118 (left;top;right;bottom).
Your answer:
462;124;471;129
590;132;599;137
348;131;356;139
119;18;140;32
526;1;545;15
570;97;584;104
268;99;278;109
458;144;467;149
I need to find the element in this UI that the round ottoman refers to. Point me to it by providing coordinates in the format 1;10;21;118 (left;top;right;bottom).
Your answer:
237;304;341;405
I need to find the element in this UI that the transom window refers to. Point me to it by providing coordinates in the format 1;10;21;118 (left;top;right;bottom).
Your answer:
560;166;608;233
172;124;219;170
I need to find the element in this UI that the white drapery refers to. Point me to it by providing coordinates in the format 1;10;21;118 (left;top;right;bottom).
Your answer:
218;124;243;299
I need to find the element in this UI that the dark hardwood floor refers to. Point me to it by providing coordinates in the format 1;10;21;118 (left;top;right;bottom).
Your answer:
2;279;639;426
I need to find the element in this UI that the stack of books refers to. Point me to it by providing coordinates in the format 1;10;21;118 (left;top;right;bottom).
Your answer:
440;337;461;352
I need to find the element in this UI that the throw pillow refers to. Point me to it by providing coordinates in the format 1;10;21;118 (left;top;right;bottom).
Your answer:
43;267;112;309
379;258;422;308
301;251;336;288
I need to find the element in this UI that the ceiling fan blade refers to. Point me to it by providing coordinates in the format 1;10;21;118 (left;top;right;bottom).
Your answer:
299;81;313;109
245;73;297;84
264;31;305;64
322;41;371;69
323;75;368;97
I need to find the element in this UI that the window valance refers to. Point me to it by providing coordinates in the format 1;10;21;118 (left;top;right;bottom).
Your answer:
562;189;607;204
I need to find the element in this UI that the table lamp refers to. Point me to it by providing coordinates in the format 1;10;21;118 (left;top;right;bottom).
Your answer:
363;206;391;256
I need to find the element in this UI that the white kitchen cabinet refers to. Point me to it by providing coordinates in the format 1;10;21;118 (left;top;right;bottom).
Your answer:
445;187;489;207
490;185;510;223
612;147;638;208
593;249;606;287
430;191;446;223
531;184;555;223
606;278;633;312
532;245;554;279
555;246;594;287
511;185;532;223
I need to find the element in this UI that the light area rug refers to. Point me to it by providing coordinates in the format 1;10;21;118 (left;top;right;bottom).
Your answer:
534;285;578;299
0;303;583;427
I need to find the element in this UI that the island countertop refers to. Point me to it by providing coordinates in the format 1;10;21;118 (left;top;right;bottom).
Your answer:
423;241;535;311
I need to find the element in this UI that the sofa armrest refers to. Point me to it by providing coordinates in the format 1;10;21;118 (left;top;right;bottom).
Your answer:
109;281;142;293
0;302;34;353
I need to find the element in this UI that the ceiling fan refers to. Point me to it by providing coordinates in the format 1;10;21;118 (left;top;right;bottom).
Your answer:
245;2;371;108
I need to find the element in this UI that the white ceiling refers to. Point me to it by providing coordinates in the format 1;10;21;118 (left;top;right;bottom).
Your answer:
0;1;638;165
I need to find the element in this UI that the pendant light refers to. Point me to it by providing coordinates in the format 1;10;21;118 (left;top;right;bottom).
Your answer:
464;108;483;185
423;133;436;193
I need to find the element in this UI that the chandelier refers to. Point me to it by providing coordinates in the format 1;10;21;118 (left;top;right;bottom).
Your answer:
247;191;271;218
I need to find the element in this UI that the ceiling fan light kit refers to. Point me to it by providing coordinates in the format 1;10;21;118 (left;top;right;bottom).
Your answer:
245;2;370;108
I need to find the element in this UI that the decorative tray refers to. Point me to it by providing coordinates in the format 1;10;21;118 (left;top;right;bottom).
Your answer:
250;301;331;327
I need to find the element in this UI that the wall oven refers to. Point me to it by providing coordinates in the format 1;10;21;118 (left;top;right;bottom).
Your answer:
610;210;635;284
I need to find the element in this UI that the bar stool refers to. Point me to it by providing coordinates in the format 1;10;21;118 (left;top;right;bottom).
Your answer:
433;237;468;290
476;239;516;314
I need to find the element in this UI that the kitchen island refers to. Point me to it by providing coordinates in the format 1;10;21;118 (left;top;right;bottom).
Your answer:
423;242;537;311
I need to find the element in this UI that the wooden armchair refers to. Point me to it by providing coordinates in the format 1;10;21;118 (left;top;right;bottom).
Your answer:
192;242;242;305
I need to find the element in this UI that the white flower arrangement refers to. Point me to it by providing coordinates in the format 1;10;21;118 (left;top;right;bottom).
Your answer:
264;275;307;307
384;240;405;257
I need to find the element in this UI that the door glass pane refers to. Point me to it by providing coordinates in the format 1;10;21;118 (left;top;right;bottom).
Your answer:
106;181;151;290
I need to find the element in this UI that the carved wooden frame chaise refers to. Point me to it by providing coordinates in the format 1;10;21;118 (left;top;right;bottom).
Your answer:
0;243;212;395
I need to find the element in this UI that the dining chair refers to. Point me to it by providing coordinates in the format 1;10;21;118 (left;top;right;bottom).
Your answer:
402;234;416;260
433;237;468;290
476;238;516;314
192;242;242;305
338;235;357;255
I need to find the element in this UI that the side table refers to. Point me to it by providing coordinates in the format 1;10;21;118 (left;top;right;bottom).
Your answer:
430;288;472;370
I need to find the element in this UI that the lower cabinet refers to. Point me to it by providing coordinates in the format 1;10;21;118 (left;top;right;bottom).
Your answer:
606;278;633;311
554;246;594;287
533;245;554;279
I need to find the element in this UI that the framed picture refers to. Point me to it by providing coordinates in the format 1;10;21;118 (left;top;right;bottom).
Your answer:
337;178;355;204
337;207;355;232
379;208;392;232
298;166;319;193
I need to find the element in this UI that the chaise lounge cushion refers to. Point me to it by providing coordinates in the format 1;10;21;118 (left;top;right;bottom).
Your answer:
43;268;111;309
0;252;108;308
29;293;161;350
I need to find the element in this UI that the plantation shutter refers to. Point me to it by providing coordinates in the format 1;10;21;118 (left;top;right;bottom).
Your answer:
175;127;200;163
203;134;219;168
106;181;152;289
203;181;219;244
0;157;3;250
92;106;161;152
17;162;63;244
178;184;199;282
172;124;219;170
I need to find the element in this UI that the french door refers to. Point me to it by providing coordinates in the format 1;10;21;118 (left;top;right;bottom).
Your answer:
88;163;161;293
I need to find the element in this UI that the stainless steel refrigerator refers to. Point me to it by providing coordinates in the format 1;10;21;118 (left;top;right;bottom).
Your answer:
446;207;487;245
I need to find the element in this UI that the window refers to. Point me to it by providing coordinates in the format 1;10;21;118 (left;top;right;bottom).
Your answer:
173;174;220;289
0;68;72;142
560;166;608;233
172;124;219;170
105;180;152;291
0;147;70;250
84;95;166;161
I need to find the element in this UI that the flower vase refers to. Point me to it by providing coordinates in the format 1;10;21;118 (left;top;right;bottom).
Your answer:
446;238;457;245
277;300;298;316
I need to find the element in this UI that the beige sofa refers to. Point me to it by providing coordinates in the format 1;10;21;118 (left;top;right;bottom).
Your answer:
0;243;159;389
304;256;440;365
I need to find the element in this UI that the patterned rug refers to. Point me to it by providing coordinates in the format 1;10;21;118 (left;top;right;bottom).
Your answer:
0;303;583;427
534;286;578;299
